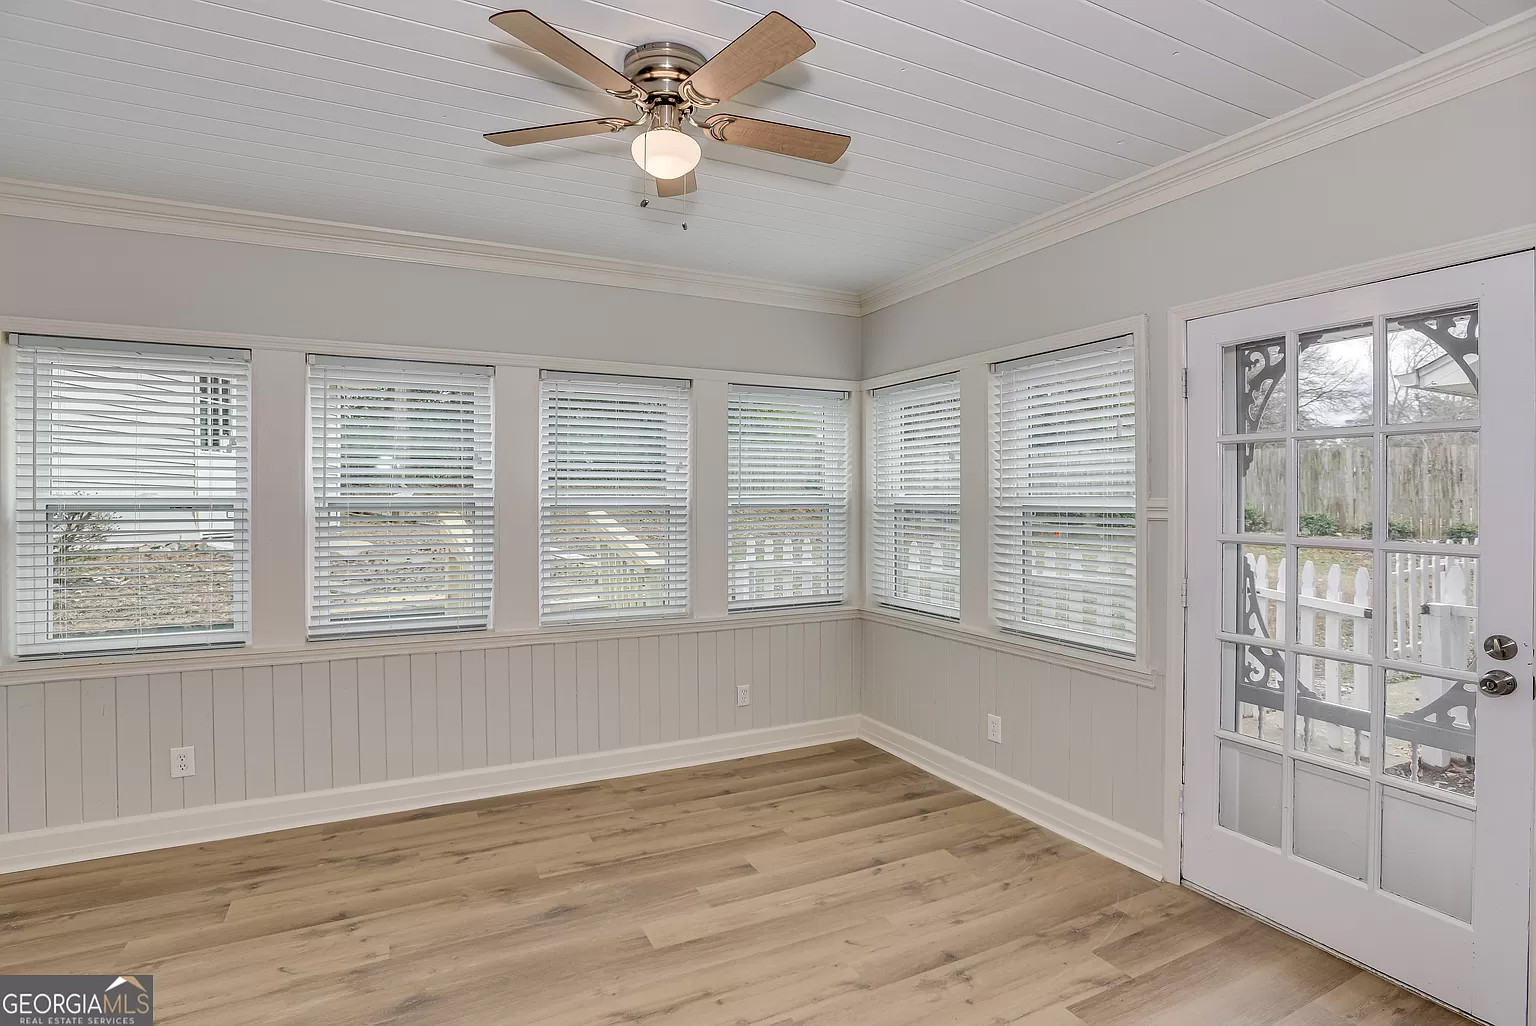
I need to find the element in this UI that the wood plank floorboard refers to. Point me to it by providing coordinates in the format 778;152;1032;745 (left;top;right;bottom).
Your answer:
0;740;1471;1024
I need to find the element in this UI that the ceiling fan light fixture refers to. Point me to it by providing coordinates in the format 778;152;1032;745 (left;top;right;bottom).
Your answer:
631;126;701;181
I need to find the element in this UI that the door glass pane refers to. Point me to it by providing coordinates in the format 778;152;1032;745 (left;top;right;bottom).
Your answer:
1228;338;1287;435
1224;543;1285;641
1298;324;1373;428
1293;761;1369;880
1387;306;1479;425
1384;671;1476;799
1295;657;1372;770
1219;740;1283;847
1225;442;1284;535
1298;438;1372;539
1384;553;1477;672
1294;547;1372;656
1380;787;1474;921
1221;641;1284;745
1386;432;1479;544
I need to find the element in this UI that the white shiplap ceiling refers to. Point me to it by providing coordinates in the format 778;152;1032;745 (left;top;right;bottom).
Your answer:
0;0;1527;295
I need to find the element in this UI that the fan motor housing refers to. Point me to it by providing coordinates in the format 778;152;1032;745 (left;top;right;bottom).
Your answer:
623;42;707;100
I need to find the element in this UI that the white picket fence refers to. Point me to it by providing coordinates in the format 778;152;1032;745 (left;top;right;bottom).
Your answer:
1245;546;1477;768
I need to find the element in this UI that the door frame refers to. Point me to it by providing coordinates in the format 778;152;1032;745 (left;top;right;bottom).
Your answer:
1163;225;1536;1004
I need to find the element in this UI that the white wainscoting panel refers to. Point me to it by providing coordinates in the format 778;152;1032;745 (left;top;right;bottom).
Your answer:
860;618;1164;850
0;616;861;865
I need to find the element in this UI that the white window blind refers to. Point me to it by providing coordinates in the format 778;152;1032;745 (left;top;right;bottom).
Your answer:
13;336;251;656
727;385;850;611
992;337;1137;656
308;355;494;639
869;374;961;618
540;372;691;624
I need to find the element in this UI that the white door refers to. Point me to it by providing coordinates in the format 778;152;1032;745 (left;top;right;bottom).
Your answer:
1183;252;1536;1025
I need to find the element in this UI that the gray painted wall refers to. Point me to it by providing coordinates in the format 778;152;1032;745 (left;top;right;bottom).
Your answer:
0;216;862;379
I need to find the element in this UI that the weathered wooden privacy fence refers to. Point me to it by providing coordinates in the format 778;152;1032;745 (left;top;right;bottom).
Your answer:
1240;547;1477;785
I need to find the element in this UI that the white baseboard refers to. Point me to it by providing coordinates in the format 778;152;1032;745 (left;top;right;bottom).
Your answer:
858;716;1165;881
0;716;860;874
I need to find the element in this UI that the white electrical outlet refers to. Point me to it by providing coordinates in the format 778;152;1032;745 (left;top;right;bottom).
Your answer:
736;684;751;707
171;745;195;778
986;714;1002;744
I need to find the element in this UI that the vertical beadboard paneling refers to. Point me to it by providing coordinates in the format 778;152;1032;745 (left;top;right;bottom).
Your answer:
409;653;438;776
618;637;640;749
678;633;698;741
484;648;511;767
384;655;412;780
716;631;736;731
697;632;718;738
734;630;753;732
181;670;216;809
330;659;361;788
784;624;803;726
0;688;7;831
436;651;463;774
1133;687;1165;838
357;656;388;784
6;684;45;832
751;627;771;730
597;639;620;750
80;678;117;822
272;665;305;796
553;643;577;758
43;681;82;827
530;645;555;760
638;636;661;746
1031;662;1072;801
148;672;184;812
658;634;679;744
976;645;997;772
769;626;789;727
461;649;487;771
212;668;246;805
841;619;859;717
508;646;534;764
803;624;822;723
576;641;599;754
242;666;276;800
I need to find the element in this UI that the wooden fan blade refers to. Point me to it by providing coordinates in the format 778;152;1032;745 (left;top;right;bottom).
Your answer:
683;12;813;105
484;118;630;146
656;172;698;197
489;10;638;97
700;114;849;164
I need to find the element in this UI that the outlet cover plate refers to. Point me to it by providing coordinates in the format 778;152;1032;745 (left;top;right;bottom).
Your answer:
736;684;751;707
171;745;195;778
986;714;1002;744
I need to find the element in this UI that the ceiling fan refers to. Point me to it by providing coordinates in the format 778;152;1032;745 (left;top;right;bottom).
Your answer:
482;10;851;197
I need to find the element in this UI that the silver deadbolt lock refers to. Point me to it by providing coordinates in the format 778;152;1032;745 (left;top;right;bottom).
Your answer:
1484;634;1519;660
1479;669;1519;697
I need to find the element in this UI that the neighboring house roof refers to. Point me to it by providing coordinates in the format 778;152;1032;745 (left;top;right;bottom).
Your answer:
1395;351;1478;397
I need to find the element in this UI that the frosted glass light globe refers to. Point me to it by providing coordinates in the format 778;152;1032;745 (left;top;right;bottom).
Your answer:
631;128;702;180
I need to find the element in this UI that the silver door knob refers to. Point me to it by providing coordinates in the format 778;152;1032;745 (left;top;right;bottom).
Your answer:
1484;635;1519;660
1479;670;1519;697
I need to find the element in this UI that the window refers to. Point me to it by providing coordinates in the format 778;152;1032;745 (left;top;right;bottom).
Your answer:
308;356;494;639
869;374;961;617
727;385;850;610
13;336;251;656
539;372;690;624
992;337;1137;656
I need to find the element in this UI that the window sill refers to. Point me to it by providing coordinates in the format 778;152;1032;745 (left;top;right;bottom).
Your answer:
859;606;1159;689
0;606;863;685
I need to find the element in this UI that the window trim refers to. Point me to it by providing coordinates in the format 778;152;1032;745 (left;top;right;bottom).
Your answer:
9;334;254;658
861;316;1150;673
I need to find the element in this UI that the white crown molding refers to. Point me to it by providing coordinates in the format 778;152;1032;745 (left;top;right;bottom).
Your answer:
858;11;1536;316
0;178;863;318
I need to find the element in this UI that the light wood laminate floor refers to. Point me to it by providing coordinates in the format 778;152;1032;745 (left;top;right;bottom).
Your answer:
0;740;1470;1024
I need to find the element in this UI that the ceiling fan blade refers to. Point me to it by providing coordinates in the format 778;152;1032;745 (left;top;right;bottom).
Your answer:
700;114;849;164
683;12;813;105
655;172;698;198
484;118;631;146
489;10;638;97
